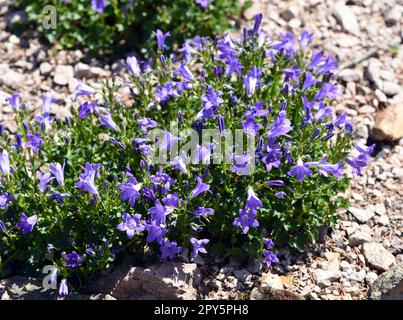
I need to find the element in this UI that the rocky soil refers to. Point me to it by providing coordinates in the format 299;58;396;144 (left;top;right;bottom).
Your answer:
0;0;402;300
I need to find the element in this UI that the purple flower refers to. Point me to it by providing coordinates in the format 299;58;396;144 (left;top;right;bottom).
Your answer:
225;57;244;77
91;0;108;13
117;212;144;239
78;101;99;119
260;138;282;172
16;213;37;235
314;104;333;123
119;177;142;206
233;208;259;234
24;132;44;153
153;30;170;51
175;63;195;82
232;153;252;175
300;30;314;49
35;113;54;132
42;91;57;113
100;112;119;131
162;193;180;208
346;143;375;175
202;87;223;109
267;110;292;138
284;67;302;83
126;56;141;77
267;180;284;187
314;82;339;100
148;199;173;224
194;144;212;164
75;81;95;100
195;0;213;9
160;240;182;260
37;171;53;192
0;220;6;232
5;92;20;110
316;157;344;178
0;150;10;175
193;207;214;218
59;279;68;297
287;158;313;181
145;222;168;245
241;117;263;136
75;162;101;199
190;176;210;198
263;249;279;267
50;162;65;186
154;82;179;104
275;191;286;199
271;32;295;59
65;251;83;268
217;116;225;134
149;167;176;194
243;66;263;97
170;154;188;174
264;238;275;248
244;101;269;118
159;131;181;152
310;52;337;74
245;186;262;211
0;193;13;208
48;192;70;205
190;237;209;258
302;72;319;91
138;118;158;134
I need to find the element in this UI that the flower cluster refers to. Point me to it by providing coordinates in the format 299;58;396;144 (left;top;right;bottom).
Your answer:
0;14;373;295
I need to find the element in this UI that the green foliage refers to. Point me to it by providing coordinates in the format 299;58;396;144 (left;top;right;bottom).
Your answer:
12;0;243;57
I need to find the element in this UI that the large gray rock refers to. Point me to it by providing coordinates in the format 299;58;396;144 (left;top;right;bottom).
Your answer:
368;264;403;300
89;262;202;300
363;243;396;272
372;104;403;142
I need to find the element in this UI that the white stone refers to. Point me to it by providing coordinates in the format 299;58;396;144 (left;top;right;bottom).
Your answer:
338;69;361;82
74;63;91;78
39;62;52;75
381;81;400;97
348;207;375;223
374;203;386;215
365;272;378;285
53;65;74;86
349;231;372;246
332;3;360;36
384;6;401;26
378;215;390;226
363;243;396;271
313;269;341;287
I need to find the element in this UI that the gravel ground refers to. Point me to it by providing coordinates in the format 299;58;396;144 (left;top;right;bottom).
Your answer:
0;0;402;300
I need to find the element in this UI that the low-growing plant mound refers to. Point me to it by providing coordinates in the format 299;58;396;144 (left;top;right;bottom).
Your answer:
0;15;373;295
